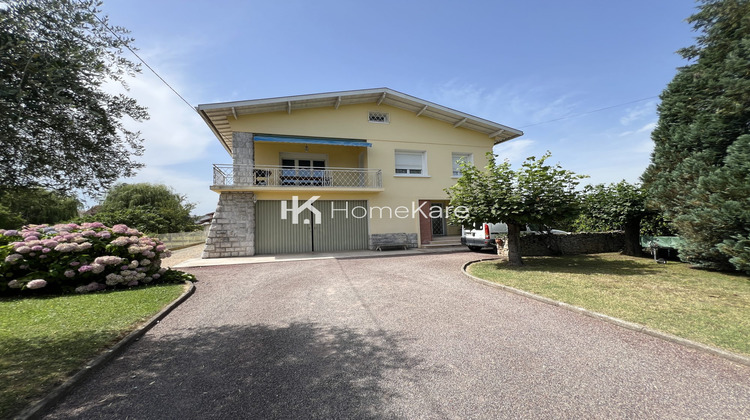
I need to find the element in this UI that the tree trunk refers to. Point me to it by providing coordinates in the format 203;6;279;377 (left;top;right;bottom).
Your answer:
506;223;524;266
622;218;642;256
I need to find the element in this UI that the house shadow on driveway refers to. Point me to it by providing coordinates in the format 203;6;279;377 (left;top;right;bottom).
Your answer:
46;323;422;419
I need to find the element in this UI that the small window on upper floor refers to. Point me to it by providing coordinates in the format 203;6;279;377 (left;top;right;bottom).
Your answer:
369;111;389;124
452;152;473;177
395;150;427;176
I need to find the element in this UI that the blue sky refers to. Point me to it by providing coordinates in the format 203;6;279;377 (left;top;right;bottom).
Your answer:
99;0;699;215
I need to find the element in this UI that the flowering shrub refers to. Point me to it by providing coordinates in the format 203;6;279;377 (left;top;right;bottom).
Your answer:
0;222;192;295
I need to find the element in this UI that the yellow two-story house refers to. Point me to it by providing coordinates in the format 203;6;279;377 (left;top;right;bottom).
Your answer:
196;88;522;257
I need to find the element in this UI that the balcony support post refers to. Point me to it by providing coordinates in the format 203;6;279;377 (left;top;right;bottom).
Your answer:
202;191;255;258
232;132;254;186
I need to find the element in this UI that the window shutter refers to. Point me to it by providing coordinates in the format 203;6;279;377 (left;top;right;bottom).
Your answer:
396;152;423;170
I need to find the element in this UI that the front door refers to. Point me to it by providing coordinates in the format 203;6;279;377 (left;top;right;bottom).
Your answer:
431;203;446;236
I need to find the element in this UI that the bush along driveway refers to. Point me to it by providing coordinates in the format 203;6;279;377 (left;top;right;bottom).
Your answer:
42;252;750;419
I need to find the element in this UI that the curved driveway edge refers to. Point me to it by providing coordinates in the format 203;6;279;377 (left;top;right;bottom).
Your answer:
15;281;196;420
462;258;750;368
39;253;750;418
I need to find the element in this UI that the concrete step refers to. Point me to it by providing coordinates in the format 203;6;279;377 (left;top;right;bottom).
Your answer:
422;236;463;248
421;243;464;249
428;236;461;244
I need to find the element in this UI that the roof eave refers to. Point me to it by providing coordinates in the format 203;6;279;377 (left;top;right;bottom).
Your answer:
197;108;231;155
196;88;524;152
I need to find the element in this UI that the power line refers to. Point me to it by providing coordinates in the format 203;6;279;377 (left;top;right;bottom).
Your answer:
518;95;659;129
89;8;196;113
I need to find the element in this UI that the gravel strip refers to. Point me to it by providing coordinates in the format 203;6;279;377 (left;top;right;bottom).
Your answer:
160;244;204;268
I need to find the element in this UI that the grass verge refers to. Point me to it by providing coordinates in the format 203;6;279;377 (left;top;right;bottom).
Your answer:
468;253;750;356
0;283;187;418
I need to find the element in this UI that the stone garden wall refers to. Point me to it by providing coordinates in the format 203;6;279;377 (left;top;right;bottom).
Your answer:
497;231;625;257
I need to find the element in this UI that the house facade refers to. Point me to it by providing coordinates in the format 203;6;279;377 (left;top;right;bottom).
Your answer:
196;88;522;257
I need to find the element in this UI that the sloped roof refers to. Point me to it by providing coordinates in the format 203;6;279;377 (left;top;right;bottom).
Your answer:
196;87;523;153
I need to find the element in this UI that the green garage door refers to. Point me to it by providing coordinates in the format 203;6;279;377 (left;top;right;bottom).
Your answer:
255;200;369;254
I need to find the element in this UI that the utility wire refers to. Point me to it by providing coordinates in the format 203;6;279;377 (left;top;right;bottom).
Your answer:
518;95;659;129
89;8;196;112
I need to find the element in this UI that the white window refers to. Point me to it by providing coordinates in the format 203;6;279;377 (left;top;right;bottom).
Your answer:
369;111;389;123
395;150;426;176
452;152;473;177
279;152;327;169
279;153;328;186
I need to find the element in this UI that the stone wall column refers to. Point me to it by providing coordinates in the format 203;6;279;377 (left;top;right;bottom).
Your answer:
232;132;254;185
202;192;255;258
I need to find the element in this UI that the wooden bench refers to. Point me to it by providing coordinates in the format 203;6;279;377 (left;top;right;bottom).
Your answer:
372;233;411;251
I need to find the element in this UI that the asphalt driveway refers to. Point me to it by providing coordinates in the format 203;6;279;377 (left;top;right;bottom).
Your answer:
44;252;749;419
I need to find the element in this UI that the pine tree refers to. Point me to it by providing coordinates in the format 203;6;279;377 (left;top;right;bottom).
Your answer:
642;0;750;271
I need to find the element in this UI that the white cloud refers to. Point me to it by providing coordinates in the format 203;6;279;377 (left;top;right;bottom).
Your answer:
619;121;656;137
122;166;219;215
620;101;657;125
636;121;657;133
97;46;220;216
104;72;212;167
633;138;655;155
614;120;657;154
429;80;580;128
431;81;505;120
493;139;536;164
572;122;656;186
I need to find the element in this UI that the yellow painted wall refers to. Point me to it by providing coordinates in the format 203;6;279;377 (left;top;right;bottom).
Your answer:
227;103;497;240
254;142;365;168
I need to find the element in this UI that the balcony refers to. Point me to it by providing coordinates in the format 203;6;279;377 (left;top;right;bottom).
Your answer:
212;164;383;191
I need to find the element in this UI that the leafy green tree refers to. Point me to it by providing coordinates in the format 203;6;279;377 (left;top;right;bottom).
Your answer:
642;0;750;271
447;152;585;266
572;181;673;256
0;187;80;228
0;204;25;230
80;183;198;234
0;0;148;193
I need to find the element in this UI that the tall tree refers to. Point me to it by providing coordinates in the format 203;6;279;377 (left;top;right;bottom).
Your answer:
642;0;750;271
573;181;660;256
79;183;198;234
447;152;585;266
0;187;80;228
0;0;148;193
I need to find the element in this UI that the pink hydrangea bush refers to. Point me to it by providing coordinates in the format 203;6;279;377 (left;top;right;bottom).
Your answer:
0;223;187;295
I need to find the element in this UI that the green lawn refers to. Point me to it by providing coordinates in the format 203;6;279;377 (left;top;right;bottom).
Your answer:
0;284;186;418
468;253;750;356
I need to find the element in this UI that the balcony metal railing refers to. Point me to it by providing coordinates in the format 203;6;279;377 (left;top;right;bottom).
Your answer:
213;164;383;189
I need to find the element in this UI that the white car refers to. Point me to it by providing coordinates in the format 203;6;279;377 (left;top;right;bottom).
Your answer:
461;223;569;251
